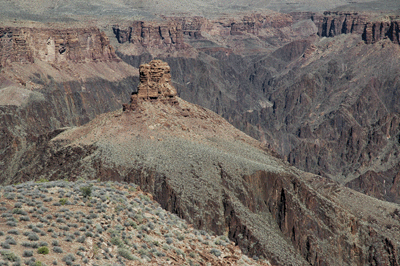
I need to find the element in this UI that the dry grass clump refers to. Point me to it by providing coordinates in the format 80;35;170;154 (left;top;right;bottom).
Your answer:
0;180;271;266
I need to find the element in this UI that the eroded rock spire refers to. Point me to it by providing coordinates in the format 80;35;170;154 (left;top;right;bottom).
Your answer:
123;60;178;111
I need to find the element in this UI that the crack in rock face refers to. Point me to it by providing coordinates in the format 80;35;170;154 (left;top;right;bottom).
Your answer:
123;60;178;111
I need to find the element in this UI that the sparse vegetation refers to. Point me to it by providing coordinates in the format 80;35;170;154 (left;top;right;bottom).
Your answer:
0;180;266;266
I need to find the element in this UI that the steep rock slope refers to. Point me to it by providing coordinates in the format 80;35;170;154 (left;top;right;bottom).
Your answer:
12;61;400;266
254;33;400;203
111;12;400;204
0;26;139;183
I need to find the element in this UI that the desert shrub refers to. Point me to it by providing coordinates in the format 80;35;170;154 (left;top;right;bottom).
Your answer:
12;208;27;215
19;216;30;222
0;231;4;236
30;242;39;249
23;250;33;257
1;242;10;249
80;186;92;198
21;242;32;247
110;237;124;248
52;240;59;246
39;241;48;247
32;227;41;233
76;236;85;243
7;229;19;235
27;232;39;241
1;250;19;262
6;221;18;227
37;246;49;255
33;261;44;266
43;197;52;202
5;236;17;245
64;236;74;242
36;223;44;228
189;252;196;258
60;226;69;231
59;199;67;206
53;247;63;253
61;254;75;263
118;249;135;260
210;248;221;257
55;218;65;224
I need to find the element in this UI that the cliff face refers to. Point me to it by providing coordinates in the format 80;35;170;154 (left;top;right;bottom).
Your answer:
312;11;368;37
363;20;400;44
0;27;117;67
112;11;302;58
0;26;138;183
113;21;186;49
311;12;400;45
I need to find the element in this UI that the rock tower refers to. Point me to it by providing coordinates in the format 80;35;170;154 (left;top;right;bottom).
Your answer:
123;60;178;111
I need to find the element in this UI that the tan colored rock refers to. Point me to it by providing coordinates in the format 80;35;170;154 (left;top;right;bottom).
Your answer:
123;60;178;111
0;27;118;67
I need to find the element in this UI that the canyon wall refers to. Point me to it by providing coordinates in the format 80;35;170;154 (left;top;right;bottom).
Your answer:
308;11;400;45
0;27;117;67
0;26;137;183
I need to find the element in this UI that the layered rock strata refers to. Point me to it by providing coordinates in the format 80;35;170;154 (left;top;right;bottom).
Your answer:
123;60;178;111
310;12;400;45
0;27;117;67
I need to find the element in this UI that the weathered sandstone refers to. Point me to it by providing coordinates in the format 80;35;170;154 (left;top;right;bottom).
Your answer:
123;60;178;111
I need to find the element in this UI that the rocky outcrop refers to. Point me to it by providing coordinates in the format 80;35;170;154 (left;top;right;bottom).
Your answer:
123;60;177;111
113;21;186;49
0;27;117;67
363;19;400;44
312;11;368;37
0;28;34;67
311;12;400;45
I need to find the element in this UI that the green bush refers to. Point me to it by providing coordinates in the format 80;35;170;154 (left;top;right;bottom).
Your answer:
37;246;49;255
59;198;68;205
80;186;92;198
33;261;44;266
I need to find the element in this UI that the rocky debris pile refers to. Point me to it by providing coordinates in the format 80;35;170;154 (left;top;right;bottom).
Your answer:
123;60;178;111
